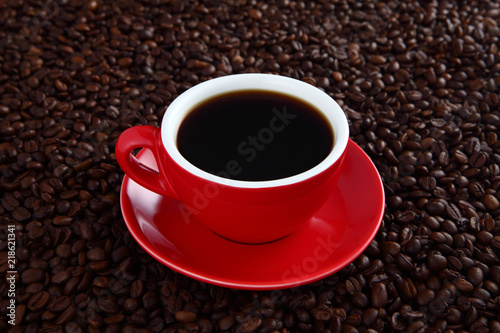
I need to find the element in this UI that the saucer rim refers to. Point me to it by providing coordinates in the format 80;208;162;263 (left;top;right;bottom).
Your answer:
120;139;385;290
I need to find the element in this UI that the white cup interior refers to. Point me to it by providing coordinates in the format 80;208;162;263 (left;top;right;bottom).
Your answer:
161;73;349;188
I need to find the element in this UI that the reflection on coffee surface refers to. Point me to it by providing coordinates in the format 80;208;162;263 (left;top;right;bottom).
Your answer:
177;90;334;181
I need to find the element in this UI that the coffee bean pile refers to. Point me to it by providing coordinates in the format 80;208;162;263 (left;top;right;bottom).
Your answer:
1;0;499;332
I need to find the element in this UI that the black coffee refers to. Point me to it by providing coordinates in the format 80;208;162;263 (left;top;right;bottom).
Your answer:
177;90;334;181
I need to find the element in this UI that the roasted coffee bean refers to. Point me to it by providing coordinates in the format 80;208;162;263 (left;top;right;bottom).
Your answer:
427;252;448;271
236;316;262;333
12;207;31;221
142;290;159;310
371;283;388;308
49;296;71;312
483;194;500;210
55;244;71;259
467;267;485;286
2;195;19;211
456;278;475;292
469;182;486;198
88;260;109;271
63;276;80;296
130;280;143;298
28;291;50;312
218;316;236;331
55;303;76;325
402;239;421;255
87;247;106;261
416;289;435;306
52;216;72;226
21;268;45;284
175;311;197;323
51;270;71;285
98;295;118;314
493;236;500;249
123;298;138;313
2;1;500;332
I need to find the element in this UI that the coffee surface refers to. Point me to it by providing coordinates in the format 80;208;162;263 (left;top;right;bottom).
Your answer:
177;91;334;181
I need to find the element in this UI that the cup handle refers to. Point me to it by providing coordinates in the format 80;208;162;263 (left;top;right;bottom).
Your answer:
116;126;179;199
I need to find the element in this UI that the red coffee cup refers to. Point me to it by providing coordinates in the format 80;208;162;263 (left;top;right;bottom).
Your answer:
116;74;349;244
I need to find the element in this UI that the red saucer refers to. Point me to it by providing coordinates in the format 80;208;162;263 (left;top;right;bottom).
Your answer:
120;140;385;290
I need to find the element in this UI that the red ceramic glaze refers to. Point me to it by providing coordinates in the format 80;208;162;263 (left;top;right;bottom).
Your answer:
116;125;346;244
115;74;350;244
120;140;385;290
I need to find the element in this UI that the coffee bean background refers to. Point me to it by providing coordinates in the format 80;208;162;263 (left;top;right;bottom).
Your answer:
1;0;499;332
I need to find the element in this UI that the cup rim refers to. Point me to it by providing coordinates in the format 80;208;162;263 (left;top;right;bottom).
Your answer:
161;73;349;189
